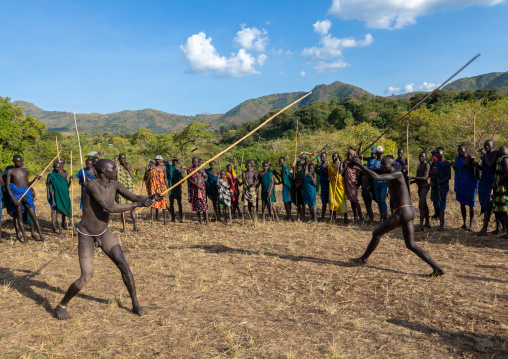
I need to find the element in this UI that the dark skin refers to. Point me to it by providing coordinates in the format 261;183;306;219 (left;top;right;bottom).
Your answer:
0;175;4;243
293;164;305;220
429;150;440;219
217;170;233;223
306;164;318;223
275;157;293;222
144;158;169;225
226;164;242;219
330;152;345;223
476;140;498;236
451;145;476;231
208;161;221;220
115;154;140;232
58;159;70;229
435;149;451;231
6;155;44;243
349;157;444;277
317;152;330;221
409;152;431;231
493;146;508;239
397;149;407;165
239;161;258;224
48;161;75;236
258;163;279;222
54;159;160;320
167;158;186;223
343;151;363;224
187;157;209;225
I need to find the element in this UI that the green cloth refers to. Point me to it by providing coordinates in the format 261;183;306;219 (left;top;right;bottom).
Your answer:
47;172;72;217
260;169;276;204
493;155;508;214
115;164;134;204
168;165;183;201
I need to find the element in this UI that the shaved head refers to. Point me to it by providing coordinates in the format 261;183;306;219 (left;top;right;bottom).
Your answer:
95;159;115;173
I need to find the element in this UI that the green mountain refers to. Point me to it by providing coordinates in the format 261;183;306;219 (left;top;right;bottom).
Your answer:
13;101;222;135
218;81;373;124
443;71;508;93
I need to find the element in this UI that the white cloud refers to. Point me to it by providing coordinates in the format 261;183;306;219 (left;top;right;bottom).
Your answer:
328;0;504;29
315;60;350;72
302;33;373;60
180;32;263;78
233;24;269;51
384;86;401;95
300;71;306;77
385;81;437;94
257;54;267;66
313;19;332;35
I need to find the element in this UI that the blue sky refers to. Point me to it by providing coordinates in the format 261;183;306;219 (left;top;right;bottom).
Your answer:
1;0;507;116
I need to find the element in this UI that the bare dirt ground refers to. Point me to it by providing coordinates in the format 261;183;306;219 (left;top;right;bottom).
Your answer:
1;182;507;358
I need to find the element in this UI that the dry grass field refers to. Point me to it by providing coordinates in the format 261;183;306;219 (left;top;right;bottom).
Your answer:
1;181;507;358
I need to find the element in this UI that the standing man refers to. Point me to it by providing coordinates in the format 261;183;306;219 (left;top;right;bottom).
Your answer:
328;152;347;221
476;140;497;236
316;152;330;221
54;159;160;320
187;157;209;225
76;158;97;210
205;161;220;220
239;160;259;224
166;157;185;223
47;161;74;236
373;146;388;223
453;144;478;231
115;153;139;232
275;157;294;222
258;161;279;222
343;150;363;224
396;149;407;168
6;155;44;243
492;146;508;238
144;155;169;225
433;148;452;231
409;152;431;232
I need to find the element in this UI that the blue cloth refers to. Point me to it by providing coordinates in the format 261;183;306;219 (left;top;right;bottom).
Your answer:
303;174;316;206
281;165;293;203
373;181;387;214
454;155;478;207
205;168;219;203
9;183;35;215
318;163;329;204
76;168;96;210
434;159;449;210
366;156;377;169
478;157;495;213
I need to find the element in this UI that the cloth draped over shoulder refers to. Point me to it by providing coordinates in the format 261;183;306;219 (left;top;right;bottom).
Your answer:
47;172;72;217
76;168;96;210
2;166;33;224
165;162;183;201
260;169;276;204
478;153;496;213
147;165;168;209
281;165;293;203
115;164;134;204
318;162;329;204
454;155;478;207
218;178;232;208
434;159;449;210
343;151;359;203
205;168;219;204
188;167;208;212
303;174;316;206
328;162;347;213
493;155;508;214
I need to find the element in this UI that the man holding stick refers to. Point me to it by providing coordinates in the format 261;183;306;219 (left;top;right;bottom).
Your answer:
54;159;161;320
47;160;74;236
6;155;45;243
348;156;444;277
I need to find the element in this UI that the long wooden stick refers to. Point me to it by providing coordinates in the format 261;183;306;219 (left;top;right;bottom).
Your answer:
56;136;60;162
70;151;74;238
406;123;409;172
19;151;62;201
73;107;86;184
293;119;299;174
137;91;312;214
362;54;480;155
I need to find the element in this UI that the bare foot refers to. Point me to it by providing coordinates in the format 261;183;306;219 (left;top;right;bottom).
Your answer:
133;304;146;316
490;229;499;235
55;305;71;320
415;225;424;233
427;268;445;277
38;235;46;242
349;257;367;266
437;227;446;232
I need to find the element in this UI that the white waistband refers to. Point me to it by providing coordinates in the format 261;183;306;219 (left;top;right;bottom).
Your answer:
76;226;109;237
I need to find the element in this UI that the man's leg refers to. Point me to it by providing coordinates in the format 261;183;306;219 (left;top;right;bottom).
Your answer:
460;204;467;229
468;205;475;231
55;235;95;319
130;209;139;231
51;209;58;233
15;206;28;243
285;202;293;222
100;230;145;315
350;211;402;265
478;209;491;236
401;221;444;276
169;195;176;222
321;202;327;221
379;183;388;222
150;207;155;225
416;187;425;231
177;200;183;222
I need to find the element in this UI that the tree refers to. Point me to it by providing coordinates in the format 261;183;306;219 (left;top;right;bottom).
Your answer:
130;127;156;149
173;122;214;155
